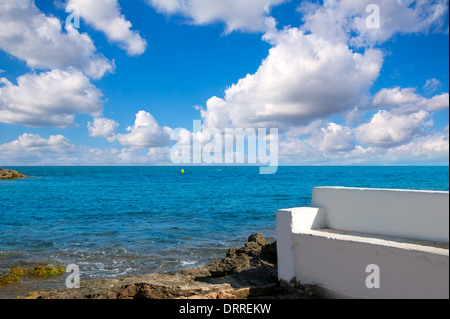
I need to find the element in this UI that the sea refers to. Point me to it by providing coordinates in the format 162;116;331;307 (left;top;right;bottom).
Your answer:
0;166;448;298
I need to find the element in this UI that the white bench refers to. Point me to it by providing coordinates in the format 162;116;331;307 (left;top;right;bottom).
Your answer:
276;187;449;299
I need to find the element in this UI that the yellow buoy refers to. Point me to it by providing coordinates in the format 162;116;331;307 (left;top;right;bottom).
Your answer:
181;169;185;174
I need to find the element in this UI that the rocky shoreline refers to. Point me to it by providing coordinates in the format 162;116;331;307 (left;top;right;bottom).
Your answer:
20;233;317;299
0;168;27;180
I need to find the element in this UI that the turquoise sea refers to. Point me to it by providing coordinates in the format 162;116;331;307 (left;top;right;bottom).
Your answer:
0;166;448;298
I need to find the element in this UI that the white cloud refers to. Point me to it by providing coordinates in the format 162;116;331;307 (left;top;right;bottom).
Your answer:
60;146;168;166
423;78;442;92
382;129;449;164
346;134;449;165
115;111;172;148
200;27;383;129
0;133;75;165
146;147;171;164
279;122;449;166
199;96;230;130
355;110;433;148
67;0;147;56
320;123;356;153
0;68;103;127
286;120;324;138
148;0;287;33
299;0;449;46
0;0;114;79
279;137;315;158
112;147;171;165
0;133;74;154
88;117;119;142
66;146;121;165
279;122;356;163
160;1;448;166
372;87;449;113
426;94;450;112
0;134;173;166
195;0;447;145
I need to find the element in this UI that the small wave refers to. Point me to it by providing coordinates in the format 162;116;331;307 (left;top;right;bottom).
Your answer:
180;260;197;267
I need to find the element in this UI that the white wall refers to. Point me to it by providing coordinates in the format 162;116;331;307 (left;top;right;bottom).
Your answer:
312;187;449;243
277;187;450;299
291;231;449;299
276;207;326;282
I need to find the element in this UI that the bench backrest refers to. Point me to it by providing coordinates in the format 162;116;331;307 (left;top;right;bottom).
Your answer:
312;187;449;243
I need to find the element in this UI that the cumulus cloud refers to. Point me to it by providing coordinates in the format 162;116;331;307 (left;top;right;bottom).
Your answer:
194;0;447;138
0;0;114;79
0;133;74;155
0;133;75;165
66;146;121;165
372;87;449;113
200;27;383;129
0;133;173;166
58;146;169;166
286;120;324;138
0;133;74;154
299;0;449;47
156;1;448;165
385;133;449;162
355;110;433;148
88;118;119;141
279;121;449;165
0;0;446;167
0;69;103;127
67;0;147;56
147;0;287;33
320;123;356;153
115;111;172;148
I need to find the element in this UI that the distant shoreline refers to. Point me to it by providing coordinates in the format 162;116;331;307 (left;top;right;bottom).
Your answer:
0;168;27;180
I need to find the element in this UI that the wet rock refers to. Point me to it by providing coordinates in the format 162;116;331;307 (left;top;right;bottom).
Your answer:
22;234;316;300
0;266;65;288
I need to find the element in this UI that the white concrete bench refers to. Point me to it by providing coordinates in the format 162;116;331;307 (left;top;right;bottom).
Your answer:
276;187;449;299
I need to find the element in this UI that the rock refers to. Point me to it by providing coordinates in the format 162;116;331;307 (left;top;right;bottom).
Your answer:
0;168;27;180
248;233;269;246
0;266;65;288
207;254;251;278
21;234;316;300
261;241;278;264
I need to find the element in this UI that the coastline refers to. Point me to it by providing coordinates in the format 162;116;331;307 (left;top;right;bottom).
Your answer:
0;168;27;180
15;233;316;300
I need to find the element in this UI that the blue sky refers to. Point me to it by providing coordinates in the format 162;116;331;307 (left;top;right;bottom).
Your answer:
0;0;449;166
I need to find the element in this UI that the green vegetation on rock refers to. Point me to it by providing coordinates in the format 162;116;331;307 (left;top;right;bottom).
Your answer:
0;266;65;288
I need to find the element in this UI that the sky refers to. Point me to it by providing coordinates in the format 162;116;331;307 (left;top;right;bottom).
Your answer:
0;0;449;166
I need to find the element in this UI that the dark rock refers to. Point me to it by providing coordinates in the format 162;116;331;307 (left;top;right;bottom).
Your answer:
248;232;269;246
207;254;251;278
261;241;278;264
